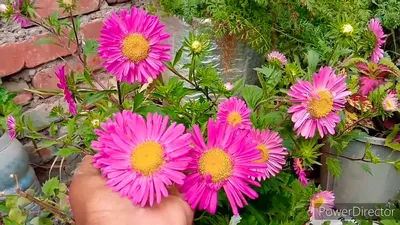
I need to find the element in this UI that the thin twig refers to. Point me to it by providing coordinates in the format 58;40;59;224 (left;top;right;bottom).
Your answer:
15;189;74;224
322;151;369;162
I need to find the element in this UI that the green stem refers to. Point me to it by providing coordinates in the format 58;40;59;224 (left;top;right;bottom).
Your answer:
117;80;123;110
392;29;398;53
328;42;339;66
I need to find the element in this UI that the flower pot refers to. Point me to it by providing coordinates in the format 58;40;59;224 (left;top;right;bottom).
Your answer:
321;136;400;209
0;132;41;203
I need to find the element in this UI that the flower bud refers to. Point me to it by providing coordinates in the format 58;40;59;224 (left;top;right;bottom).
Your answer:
342;24;354;35
0;4;7;13
191;40;202;53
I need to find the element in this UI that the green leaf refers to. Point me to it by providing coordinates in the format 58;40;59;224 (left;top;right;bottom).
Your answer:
241;85;263;109
326;157;342;178
41;140;58;148
85;90;115;105
380;220;399;225
260;111;284;127
246;204;267;225
42;177;60;197
322;221;331;225
83;39;99;56
394;160;400;173
30;217;52;225
59;183;67;193
120;82;139;100
133;91;145;110
83;69;95;87
306;49;320;79
3;218;20;225
16;196;30;208
0;202;9;213
9;208;26;224
173;47;183;66
56;147;81;158
358;162;373;175
35;38;57;45
365;141;381;164
5;196;18;208
385;124;400;151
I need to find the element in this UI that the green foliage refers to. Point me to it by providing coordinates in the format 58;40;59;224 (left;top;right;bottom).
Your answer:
241;85;263;110
326;157;342;178
0;88;21;133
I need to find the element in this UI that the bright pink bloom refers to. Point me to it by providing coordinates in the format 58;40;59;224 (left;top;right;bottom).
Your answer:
7;115;16;140
99;8;171;84
383;91;398;111
267;51;287;66
181;119;265;215
368;18;386;63
293;158;307;186
250;129;287;181
359;76;385;96
309;191;335;220
288;67;351;138
13;0;31;28
56;65;77;115
92;111;191;207
217;97;252;129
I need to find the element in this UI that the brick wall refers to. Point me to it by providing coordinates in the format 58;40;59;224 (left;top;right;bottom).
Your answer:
0;0;191;171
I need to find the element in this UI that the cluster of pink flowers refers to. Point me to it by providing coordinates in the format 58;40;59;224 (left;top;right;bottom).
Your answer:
91;96;288;215
10;6;337;220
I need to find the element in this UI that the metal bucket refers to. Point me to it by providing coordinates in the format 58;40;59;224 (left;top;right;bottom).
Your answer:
321;136;400;208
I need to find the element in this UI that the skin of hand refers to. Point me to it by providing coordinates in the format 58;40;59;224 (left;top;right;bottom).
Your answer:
69;156;194;225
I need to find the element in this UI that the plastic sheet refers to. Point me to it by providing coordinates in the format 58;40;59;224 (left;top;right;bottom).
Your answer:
163;16;264;86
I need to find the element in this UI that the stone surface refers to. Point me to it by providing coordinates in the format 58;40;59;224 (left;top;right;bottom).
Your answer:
35;0;100;19
22;97;66;130
32;68;59;91
14;92;33;105
0;80;29;92
0;43;25;77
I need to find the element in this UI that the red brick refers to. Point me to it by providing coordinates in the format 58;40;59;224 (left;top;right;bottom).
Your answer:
24;34;77;68
0;43;25;77
32;67;59;91
14;92;33;106
106;0;129;3
81;19;103;40
72;54;103;72
35;0;100;19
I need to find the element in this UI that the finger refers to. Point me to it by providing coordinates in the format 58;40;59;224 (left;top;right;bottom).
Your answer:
73;155;101;177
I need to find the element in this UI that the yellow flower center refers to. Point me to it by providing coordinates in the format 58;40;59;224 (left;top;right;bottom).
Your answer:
199;148;233;183
227;112;242;127
191;40;202;53
308;90;334;119
131;141;164;176
255;144;269;163
313;197;325;208
122;34;150;62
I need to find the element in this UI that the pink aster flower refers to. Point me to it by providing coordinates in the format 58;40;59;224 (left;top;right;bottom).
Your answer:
217;97;252;129
267;51;287;66
250;129;287;181
13;0;32;28
99;8;171;84
92;111;191;207
383;91;398;112
368;18;386;63
7;115;17;140
309;191;335;220
293;158;307;186
181;119;265;215
288;67;351;138
56;65;77;115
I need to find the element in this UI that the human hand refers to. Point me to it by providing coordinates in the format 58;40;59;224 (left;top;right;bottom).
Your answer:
69;156;194;225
